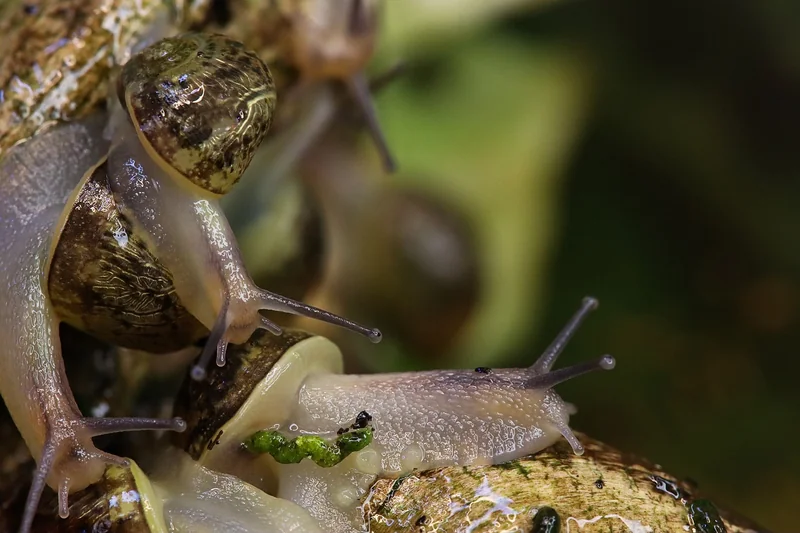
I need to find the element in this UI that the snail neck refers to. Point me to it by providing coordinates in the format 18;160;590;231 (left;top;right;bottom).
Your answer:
105;106;226;330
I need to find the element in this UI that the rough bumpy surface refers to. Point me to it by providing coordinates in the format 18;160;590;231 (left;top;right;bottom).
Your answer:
0;0;204;156
294;371;572;473
364;433;770;533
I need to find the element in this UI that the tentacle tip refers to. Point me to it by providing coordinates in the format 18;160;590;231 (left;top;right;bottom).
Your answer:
172;418;188;432
572;444;586;456
582;296;599;310
599;355;616;370
190;365;207;381
106;456;132;468
367;328;383;343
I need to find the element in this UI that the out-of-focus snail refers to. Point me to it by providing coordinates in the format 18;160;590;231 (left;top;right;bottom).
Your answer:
173;298;614;531
0;32;382;533
223;0;395;172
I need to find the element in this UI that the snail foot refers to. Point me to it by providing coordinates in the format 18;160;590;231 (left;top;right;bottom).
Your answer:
19;415;185;533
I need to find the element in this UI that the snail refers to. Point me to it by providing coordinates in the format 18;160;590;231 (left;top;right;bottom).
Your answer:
223;0;395;173
0;32;382;533
107;32;382;375
281;0;395;172
173;297;615;531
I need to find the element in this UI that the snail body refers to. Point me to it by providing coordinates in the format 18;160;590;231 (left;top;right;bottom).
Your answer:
0;115;187;533
227;0;394;172
26;453;325;533
175;298;614;531
47;156;208;352
107;33;381;378
1;32;382;533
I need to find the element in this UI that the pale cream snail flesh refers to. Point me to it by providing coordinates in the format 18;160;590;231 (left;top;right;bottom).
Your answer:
174;297;615;532
0;33;381;533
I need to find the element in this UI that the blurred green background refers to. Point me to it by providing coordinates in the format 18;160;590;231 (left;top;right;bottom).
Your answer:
240;0;800;530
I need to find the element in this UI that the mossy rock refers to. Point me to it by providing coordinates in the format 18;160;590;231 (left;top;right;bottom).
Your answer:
364;433;768;533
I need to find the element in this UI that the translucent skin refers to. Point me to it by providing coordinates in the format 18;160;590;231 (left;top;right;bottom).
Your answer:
285;0;379;80
195;302;613;532
294;371;576;473
0;118;107;490
0;118;185;533
282;0;395;171
269;359;579;531
153;450;324;533
106;101;379;379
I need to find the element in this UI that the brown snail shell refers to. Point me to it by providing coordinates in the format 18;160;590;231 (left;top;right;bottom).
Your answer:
29;461;162;533
172;329;314;460
46;158;208;353
118;32;277;195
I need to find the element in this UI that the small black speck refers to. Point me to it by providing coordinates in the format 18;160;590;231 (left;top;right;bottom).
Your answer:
595;479;604;489
415;515;427;527
197;50;205;58
354;410;373;429
474;367;492;374
207;429;224;450
23;3;38;15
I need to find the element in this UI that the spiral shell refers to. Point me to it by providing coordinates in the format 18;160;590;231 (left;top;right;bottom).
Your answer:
47;156;208;353
118;33;276;195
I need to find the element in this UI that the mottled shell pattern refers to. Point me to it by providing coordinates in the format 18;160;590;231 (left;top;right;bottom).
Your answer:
118;33;276;195
47;157;208;353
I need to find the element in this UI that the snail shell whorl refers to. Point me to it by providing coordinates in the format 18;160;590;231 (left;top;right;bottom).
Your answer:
119;33;276;195
173;329;314;459
47;160;208;353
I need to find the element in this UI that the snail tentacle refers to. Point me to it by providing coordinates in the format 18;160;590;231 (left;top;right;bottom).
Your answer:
531;296;599;374
57;480;69;519
19;440;57;533
80;415;187;436
111;33;383;383
525;355;616;390
346;72;395;172
190;287;381;379
251;286;383;342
